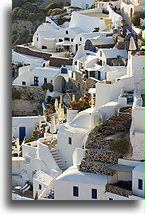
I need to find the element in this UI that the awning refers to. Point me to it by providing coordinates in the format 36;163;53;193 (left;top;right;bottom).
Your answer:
98;65;114;73
108;164;135;172
47;91;63;97
56;41;74;46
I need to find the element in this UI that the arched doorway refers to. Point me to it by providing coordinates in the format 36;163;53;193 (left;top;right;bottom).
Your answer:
53;75;67;93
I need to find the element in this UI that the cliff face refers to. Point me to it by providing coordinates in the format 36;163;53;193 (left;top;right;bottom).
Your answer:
12;85;46;116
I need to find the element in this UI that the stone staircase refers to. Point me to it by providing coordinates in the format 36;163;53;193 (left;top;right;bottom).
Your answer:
79;147;118;176
50;148;66;171
79;110;132;176
104;18;112;30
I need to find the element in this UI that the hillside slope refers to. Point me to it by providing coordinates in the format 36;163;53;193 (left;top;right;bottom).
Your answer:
12;0;71;46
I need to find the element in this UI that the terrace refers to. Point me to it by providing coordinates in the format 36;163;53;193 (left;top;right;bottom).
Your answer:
80;11;112;30
106;181;133;198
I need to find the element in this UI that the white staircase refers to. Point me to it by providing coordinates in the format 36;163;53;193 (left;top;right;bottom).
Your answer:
50;148;65;171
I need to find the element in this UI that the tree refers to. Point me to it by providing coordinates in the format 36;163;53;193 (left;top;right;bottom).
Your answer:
42;83;53;92
130;12;144;27
45;3;59;10
28;13;37;22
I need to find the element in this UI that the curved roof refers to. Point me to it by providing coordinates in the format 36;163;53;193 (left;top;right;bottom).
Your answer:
88;36;115;46
55;166;109;185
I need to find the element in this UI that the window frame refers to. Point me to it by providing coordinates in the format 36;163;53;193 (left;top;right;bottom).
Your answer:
73;186;79;197
92;188;97;199
138;179;143;190
68;137;72;145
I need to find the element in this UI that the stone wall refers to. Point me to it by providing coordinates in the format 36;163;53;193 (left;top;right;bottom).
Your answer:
12;85;45;116
49;57;73;67
80;159;115;176
69;71;98;97
14;46;52;60
86;138;113;149
79;111;132;176
106;184;133;198
85;149;120;164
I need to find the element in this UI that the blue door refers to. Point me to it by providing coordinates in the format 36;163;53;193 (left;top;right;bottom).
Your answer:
87;42;91;50
19;127;26;143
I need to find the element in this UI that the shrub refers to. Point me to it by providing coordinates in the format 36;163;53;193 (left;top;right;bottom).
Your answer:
130;12;144;27
28;13;37;22
12;7;20;14
46;3;59;10
58;17;66;25
12;0;23;9
89;125;103;136
12;89;21;100
69;98;91;111
102;8;109;15
25;135;36;143
93;27;100;32
41;83;53;92
110;136;130;156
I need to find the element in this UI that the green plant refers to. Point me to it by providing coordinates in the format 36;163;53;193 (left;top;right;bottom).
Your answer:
89;125;103;136
110;136;130;156
69;98;91;111
102;8;109;15
41;83;53;92
12;89;21;100
93;27;99;32
28;13;37;22
130;12;144;27
25;135;36;143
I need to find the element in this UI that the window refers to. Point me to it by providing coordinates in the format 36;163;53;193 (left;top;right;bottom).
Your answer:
42;45;47;49
39;184;42;190
64;37;70;41
66;30;68;34
44;78;47;84
71;38;73;42
37;37;38;42
34;76;39;86
92;189;97;199
138;179;143;190
80;37;82;42
73;186;79;197
69;137;72;145
109;198;113;200
22;81;26;85
100;51;102;57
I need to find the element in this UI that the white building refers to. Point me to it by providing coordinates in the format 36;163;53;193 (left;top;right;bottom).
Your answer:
12;116;44;142
33;11;106;52
54;153;144;200
121;0;143;23
12;50;46;67
13;66;61;87
71;0;96;9
96;48;128;66
73;31;112;53
54;166;109;200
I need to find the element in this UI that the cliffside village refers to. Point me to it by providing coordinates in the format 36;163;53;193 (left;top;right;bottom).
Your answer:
12;0;144;200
